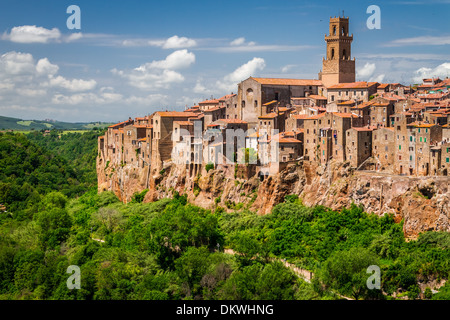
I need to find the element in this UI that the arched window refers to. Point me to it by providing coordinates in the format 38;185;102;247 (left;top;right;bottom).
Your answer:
342;26;345;35
343;49;346;59
333;25;336;35
331;48;335;59
254;100;258;108
242;100;245;108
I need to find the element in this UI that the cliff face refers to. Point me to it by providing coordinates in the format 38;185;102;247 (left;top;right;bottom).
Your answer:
97;158;450;239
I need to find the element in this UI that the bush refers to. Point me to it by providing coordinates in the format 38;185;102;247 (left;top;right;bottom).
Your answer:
205;163;214;172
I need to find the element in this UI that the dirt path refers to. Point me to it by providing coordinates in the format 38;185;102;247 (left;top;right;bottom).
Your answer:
223;248;353;300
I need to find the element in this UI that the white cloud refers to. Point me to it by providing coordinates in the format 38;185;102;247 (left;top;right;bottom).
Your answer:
281;64;297;73
141;49;195;70
162;35;197;49
21;88;47;97
356;62;376;79
230;37;245;46
2;25;61;43
49;75;97;92
230;37;255;46
123;35;197;48
385;35;450;47
65;33;83;42
36;58;59;75
217;57;266;92
0;52;36;75
413;62;450;82
370;74;385;83
112;50;195;90
193;81;208;94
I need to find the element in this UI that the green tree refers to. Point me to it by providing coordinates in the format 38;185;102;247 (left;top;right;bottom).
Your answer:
318;247;380;300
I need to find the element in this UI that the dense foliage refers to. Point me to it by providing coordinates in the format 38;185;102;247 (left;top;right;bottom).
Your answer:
0;133;448;300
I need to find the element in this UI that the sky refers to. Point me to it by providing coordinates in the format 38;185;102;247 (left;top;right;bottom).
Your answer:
0;0;449;122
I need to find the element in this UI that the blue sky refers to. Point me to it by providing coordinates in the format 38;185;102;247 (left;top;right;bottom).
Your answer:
0;0;449;122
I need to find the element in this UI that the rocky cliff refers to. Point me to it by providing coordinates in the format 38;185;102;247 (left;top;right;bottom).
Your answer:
97;158;450;239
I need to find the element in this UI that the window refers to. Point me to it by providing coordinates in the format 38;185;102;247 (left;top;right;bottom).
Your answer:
331;95;335;102
420;137;422;142
242;100;245;108
333;25;336;35
274;92;279;100
446;158;449;163
410;136;412;142
331;48;335;59
424;138;427;142
399;145;401;150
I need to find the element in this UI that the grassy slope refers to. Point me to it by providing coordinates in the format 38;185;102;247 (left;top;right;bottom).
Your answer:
0;115;113;131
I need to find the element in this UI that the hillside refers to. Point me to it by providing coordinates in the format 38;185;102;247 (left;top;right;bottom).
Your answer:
0;115;113;131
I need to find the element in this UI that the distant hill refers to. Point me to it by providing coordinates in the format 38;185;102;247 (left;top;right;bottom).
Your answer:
0;115;113;131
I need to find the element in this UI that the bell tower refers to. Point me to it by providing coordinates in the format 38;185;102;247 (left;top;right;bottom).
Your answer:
319;16;355;88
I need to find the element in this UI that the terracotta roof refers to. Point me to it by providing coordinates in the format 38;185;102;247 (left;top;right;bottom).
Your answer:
407;122;435;128
351;126;377;132
199;99;220;104
292;114;309;120
258;113;278;119
333;112;359;118
109;119;133;128
337;99;356;105
204;106;224;112
307;95;327;100
263;100;278;106
378;83;389;89
277;137;302;144
156;111;198;118
305;113;327;120
218;94;236;100
174;121;193;126
372;103;390;106
328;81;378;89
251;77;322;86
214;119;248;124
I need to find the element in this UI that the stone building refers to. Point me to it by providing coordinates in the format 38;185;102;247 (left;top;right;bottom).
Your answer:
345;127;373;168
372;127;395;171
318;16;356;88
229;77;322;127
303;112;361;164
327;81;378;103
151;111;198;169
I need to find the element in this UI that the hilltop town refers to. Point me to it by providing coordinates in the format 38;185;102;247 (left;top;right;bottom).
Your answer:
98;16;450;181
